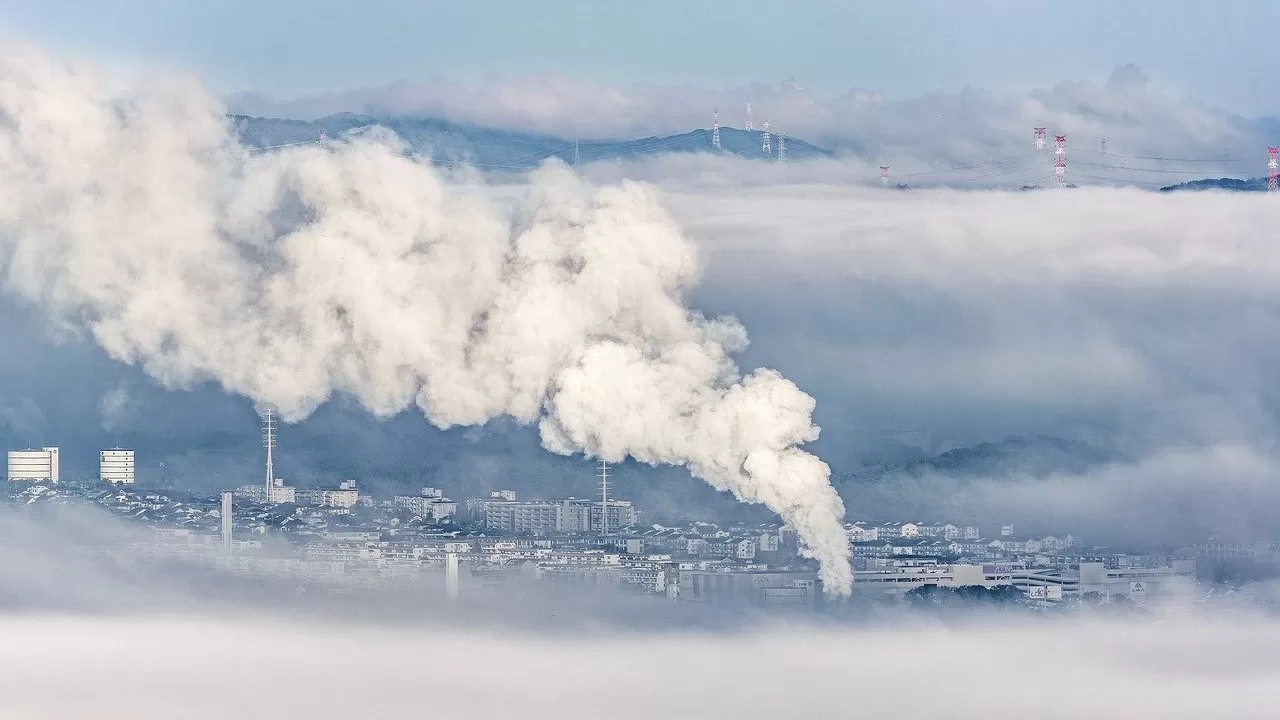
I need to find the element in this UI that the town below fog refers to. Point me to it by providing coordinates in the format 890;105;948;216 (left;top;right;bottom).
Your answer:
7;444;1275;614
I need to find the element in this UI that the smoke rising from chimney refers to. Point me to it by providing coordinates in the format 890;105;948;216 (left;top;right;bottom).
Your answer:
0;43;852;593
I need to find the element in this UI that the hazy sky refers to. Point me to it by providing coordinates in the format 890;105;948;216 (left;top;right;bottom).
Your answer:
1;0;1277;115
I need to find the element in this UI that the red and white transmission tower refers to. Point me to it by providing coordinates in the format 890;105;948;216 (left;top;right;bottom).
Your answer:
712;109;721;150
879;165;890;187
1269;147;1278;192
745;102;754;131
762;120;772;154
1034;127;1046;151
1053;134;1067;187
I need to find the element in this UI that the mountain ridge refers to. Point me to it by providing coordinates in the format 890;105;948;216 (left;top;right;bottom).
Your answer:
231;113;834;169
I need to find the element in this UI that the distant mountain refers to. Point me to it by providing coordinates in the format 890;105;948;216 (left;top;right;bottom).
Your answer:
838;435;1120;485
230;113;834;169
1158;177;1267;192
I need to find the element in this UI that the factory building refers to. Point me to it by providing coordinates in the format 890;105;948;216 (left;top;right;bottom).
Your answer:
678;570;823;609
7;447;59;482
99;449;135;484
848;558;1196;603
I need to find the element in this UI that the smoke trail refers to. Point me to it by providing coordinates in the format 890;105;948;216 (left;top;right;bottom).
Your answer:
0;44;852;593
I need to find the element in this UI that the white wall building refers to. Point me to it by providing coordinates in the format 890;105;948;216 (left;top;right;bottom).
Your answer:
7;447;59;482
99;449;135;484
266;478;295;504
393;493;458;520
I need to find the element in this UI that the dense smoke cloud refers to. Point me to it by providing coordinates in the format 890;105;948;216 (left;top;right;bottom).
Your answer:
227;65;1266;175
0;44;852;592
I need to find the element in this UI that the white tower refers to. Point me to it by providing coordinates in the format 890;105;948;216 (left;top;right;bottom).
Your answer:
597;459;611;536
1034;127;1046;151
745;101;754;131
262;409;276;495
712;109;721;150
777;134;786;162
220;491;233;556
445;552;460;599
762;121;772;154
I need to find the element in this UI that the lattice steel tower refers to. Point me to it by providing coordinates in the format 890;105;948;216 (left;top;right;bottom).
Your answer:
1269;147;1278;191
1054;135;1067;187
262;409;276;495
597;459;611;536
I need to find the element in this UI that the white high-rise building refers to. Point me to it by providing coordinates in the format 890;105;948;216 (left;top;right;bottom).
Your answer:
100;449;135;484
8;447;59;482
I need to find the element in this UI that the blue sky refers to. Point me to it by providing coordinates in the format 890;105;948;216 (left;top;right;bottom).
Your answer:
1;0;1278;115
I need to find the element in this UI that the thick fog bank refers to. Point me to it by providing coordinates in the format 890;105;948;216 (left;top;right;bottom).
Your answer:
0;614;1276;719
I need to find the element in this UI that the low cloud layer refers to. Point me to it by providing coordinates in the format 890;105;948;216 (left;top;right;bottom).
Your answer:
0;500;1276;719
1;613;1277;719
655;182;1280;540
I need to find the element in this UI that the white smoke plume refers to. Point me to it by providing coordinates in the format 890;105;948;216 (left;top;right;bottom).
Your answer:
0;44;852;592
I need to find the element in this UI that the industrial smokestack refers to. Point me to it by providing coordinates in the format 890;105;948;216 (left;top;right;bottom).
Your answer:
0;43;853;594
445;553;460;600
220;491;233;556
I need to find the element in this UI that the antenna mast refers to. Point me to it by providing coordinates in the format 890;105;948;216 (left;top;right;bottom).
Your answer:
263;409;276;495
597;459;610;537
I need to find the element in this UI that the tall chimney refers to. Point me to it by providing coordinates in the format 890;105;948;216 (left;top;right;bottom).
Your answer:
445;552;460;600
220;491;233;556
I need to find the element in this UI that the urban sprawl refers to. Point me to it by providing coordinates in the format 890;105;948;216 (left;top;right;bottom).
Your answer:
6;443;1270;610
